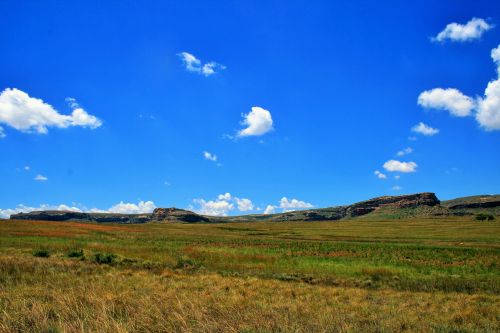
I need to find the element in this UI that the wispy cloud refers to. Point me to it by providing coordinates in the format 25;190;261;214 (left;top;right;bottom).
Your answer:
397;147;413;157
412;122;439;136
34;174;48;181
177;52;226;76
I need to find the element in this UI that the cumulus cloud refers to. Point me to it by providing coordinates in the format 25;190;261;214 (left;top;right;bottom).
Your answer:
475;45;500;131
476;78;500;130
279;197;313;212
411;122;439;136
203;151;217;162
420;44;500;131
0;200;157;218
0;88;102;135
383;160;418;173
237;106;273;137
374;170;387;179
397;147;413;157
433;17;492;42
107;200;156;214
177;52;225;76
418;88;474;117
190;193;255;216
34;174;48;181
235;198;254;212
0;204;83;219
263;205;276;214
192;197;234;216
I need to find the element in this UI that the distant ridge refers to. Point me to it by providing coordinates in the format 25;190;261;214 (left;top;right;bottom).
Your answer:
8;193;499;223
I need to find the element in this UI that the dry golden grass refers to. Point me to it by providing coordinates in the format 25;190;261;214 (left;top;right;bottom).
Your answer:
0;217;499;332
1;256;498;333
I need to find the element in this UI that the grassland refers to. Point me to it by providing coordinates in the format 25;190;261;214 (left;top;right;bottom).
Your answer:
0;217;499;332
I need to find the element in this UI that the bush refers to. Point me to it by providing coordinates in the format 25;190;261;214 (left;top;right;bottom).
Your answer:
475;213;495;221
92;252;117;265
32;249;50;258
67;249;84;258
174;256;201;270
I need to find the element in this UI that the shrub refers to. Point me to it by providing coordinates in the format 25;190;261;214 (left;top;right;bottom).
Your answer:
174;256;201;270
92;252;117;265
67;249;84;258
32;249;50;258
475;213;495;221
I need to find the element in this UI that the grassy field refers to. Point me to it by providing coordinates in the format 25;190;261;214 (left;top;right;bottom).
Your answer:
0;217;499;332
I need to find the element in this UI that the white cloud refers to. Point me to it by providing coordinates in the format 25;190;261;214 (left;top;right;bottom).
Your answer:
263;205;276;214
192;198;234;216
433;17;492;42
0;203;83;219
0;88;102;135
0;126;5;138
420;44;500;131
476;78;500;130
383;160;417;173
394;175;401;180
374;170;387;179
24;166;30;171
190;193;257;215
34;174;48;181
107;200;156;214
237;106;273;137
65;97;79;109
0;200;157;218
217;192;232;201
235;198;254;212
475;45;500;131
178;52;225;76
411;122;439;136
392;185;402;191
418;88;474;117
397;147;413;157
203;151;217;162
279;197;313;212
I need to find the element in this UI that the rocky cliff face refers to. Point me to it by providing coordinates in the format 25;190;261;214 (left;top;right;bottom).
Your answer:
345;192;439;217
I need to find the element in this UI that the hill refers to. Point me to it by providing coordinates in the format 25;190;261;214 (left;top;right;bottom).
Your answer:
8;192;500;223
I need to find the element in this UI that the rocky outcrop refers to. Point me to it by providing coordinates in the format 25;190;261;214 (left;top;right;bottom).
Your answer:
151;208;209;223
447;200;500;210
345;192;439;217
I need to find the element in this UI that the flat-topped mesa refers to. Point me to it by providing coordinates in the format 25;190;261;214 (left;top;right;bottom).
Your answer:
9;210;150;223
346;192;439;217
151;208;209;223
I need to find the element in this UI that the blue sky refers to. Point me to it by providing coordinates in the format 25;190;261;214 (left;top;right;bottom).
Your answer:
1;1;499;217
